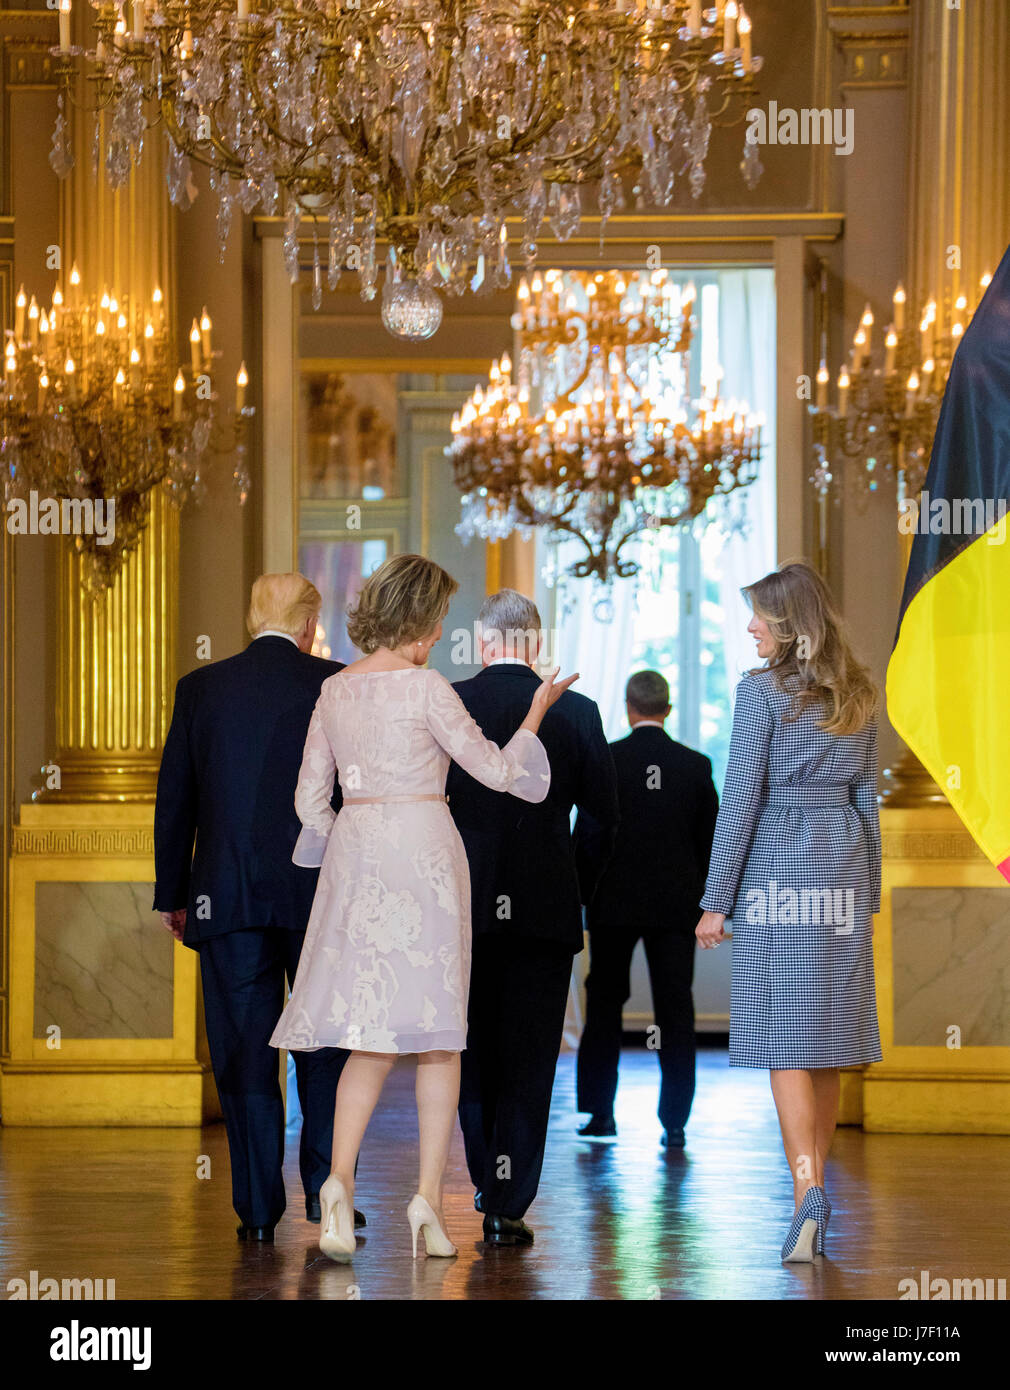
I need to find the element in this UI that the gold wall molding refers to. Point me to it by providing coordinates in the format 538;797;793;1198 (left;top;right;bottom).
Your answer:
828;0;910;90
12;826;155;857
881;830;986;861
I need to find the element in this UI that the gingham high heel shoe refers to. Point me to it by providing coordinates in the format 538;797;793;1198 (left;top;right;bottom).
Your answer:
816;1191;832;1255
781;1185;829;1263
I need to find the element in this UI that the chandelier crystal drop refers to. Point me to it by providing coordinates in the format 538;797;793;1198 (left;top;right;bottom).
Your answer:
448;268;763;589
381;262;444;342
56;1;763;336
2;266;253;589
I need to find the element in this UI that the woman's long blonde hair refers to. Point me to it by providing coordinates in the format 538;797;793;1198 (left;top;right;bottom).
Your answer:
744;561;878;737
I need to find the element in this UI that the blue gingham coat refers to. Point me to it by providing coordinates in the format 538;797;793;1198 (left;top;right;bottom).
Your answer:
700;669;882;1069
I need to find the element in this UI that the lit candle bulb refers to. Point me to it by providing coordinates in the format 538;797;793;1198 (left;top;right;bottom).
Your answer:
884;328;897;375
65;355;76;399
130;346;141;390
723;0;737;53
236;361;248;411
59;0;72;54
905;371;919;416
980;271;992;291
892;284;905;331
189;320;201;374
173;369;185;421
113;366;126;406
859;304;874;356
815;360;828;408
152;285;163;328
38;371;49;408
95;317;106;361
15;286;26;341
39;309;50;336
69;262;81;307
144;319;154;369
200;308;212;363
837;367;850;418
923;299;936;356
851;327;866;368
738;8;752;70
920;359;934;399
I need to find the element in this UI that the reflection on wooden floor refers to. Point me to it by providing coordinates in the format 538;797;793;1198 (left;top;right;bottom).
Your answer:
2;1047;1008;1301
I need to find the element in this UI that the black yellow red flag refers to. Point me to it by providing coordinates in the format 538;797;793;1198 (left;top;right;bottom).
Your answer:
886;250;1010;879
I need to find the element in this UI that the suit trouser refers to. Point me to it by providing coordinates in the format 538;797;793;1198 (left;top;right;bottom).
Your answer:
458;934;574;1221
198;926;348;1228
577;921;697;1134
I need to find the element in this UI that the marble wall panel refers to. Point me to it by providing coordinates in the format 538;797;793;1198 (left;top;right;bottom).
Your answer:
892;888;1010;1047
34;883;174;1040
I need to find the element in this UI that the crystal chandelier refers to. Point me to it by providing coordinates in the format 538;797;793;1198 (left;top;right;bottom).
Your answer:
447;267;763;587
2;264;253;589
808;265;992;538
54;0;763;339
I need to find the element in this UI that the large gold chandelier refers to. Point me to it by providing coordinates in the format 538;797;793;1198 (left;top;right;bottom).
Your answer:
1;264;252;589
448;268;763;586
55;1;763;339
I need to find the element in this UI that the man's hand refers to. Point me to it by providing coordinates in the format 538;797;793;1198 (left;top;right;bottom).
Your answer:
695;910;728;949
159;909;187;942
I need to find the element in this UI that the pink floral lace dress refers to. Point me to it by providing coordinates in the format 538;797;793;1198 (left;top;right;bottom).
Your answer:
270;666;550;1055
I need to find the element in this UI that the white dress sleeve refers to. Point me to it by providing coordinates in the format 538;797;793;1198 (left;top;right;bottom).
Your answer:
425;669;551;803
292;696;338;868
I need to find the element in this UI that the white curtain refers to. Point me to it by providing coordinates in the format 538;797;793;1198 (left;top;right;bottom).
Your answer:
553;553;639;740
545;544;639;1049
714;268;778;687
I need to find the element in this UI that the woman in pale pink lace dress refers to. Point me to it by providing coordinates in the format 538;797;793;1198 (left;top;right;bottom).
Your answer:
270;554;576;1261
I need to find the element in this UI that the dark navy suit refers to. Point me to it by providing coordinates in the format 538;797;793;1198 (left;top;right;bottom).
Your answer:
446;662;619;1219
154;634;347;1229
574;724;718;1133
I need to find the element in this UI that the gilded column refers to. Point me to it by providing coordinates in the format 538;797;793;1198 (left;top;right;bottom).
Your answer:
0;10;210;1126
880;0;1009;805
44;9;178;802
860;0;1010;1134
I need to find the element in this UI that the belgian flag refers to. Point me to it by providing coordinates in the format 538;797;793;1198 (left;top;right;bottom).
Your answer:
886;246;1010;880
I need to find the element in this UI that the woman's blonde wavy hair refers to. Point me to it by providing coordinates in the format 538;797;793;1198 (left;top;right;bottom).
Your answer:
346;553;459;655
744;561;878;737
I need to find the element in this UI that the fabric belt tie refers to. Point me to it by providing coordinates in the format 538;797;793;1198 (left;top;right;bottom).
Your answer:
766;786;851;807
342;793;448;805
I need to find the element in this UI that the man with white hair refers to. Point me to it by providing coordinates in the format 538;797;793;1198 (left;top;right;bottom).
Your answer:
447;588;619;1245
154;573;356;1241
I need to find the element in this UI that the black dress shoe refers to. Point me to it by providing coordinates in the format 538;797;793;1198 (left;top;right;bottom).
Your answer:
661;1128;686;1148
236;1223;275;1241
577;1115;617;1138
305;1194;367;1228
482;1214;534;1246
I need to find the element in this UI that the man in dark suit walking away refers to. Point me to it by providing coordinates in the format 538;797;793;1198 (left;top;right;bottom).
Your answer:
574;670;719;1147
447;590;619;1245
154;573;352;1241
